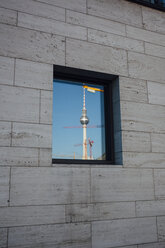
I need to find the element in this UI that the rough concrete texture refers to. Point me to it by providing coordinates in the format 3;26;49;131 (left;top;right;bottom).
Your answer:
0;0;165;247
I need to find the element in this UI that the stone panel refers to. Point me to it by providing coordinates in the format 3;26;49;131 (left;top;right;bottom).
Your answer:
0;228;7;248
66;39;128;76
66;202;135;222
88;0;143;27
0;85;40;122
126;25;165;47
0;7;17;25
154;169;165;199
121;101;165;133
148;82;165;105
128;52;165;83
119;77;147;103
157;217;165;242
123;152;165;168
18;13;87;40
122;131;151;152
40;90;53;124
39;148;52;167
0;0;65;21
0;205;65;227
136;200;165;217
91;168;154;202
12;123;52;148
0;147;38;166
0;167;10;206
92;217;157;248
0;121;11;146
0;24;65;64
35;0;86;13
145;43;165;59
15;59;53;90
152;133;165;153
10;167;90;205
0;56;14;85
8;223;91;248
67;10;126;36
142;7;165;35
88;29;144;53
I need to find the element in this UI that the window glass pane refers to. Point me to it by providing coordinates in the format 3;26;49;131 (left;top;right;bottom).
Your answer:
52;79;106;160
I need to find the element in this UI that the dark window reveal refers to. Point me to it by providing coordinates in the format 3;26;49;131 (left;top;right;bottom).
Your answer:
52;66;117;164
127;0;165;10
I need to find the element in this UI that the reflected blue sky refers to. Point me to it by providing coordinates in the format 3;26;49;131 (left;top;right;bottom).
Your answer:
52;79;105;160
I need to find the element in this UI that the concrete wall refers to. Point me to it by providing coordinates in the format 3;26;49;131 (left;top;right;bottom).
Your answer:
0;0;165;247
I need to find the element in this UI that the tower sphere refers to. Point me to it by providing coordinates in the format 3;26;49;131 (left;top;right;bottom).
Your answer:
80;115;89;125
80;109;89;125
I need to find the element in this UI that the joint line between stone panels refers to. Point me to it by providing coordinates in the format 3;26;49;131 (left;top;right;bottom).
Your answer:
144;41;146;54
39;90;41;124
7;227;9;248
8;167;11;207
90;221;92;248
86;0;88;14
126;50;129;76
156;216;159;242
10;122;13;147
145;80;150;104
38;148;40;167
150;133;152;153
65;8;66;23
87;28;89;42
1;120;52;126
64;204;67;223
91;221;93;248
0;54;55;66
120;99;165;108
16;11;18;26
152;169;156;201
13;58;16;86
135;201;138;217
1;221;75;229
2;83;53;92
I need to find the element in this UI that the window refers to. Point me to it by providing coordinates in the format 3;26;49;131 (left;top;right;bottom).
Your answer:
52;65;121;164
127;0;165;10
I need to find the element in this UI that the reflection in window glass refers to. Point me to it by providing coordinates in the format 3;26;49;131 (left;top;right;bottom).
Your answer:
52;80;105;160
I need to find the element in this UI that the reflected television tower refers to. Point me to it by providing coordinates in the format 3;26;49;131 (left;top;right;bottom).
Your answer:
80;86;89;159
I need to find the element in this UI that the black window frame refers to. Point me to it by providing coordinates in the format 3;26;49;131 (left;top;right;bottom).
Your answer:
126;0;165;11
52;65;117;165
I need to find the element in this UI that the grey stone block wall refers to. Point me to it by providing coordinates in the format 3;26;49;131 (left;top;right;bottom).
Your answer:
0;0;165;247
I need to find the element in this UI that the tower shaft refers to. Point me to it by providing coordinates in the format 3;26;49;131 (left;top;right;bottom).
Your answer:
83;124;87;159
80;86;89;160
